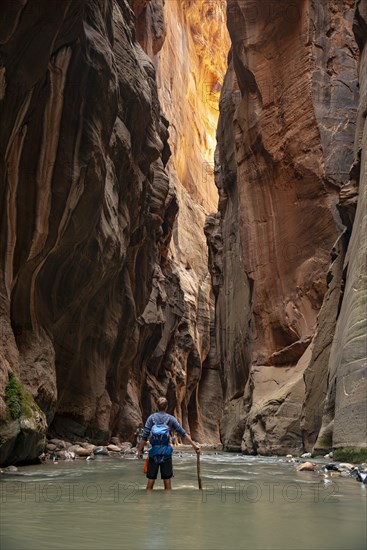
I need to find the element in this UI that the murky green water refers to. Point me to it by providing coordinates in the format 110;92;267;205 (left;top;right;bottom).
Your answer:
1;453;366;549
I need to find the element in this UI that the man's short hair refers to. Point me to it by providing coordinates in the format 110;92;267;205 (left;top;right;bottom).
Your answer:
157;397;168;411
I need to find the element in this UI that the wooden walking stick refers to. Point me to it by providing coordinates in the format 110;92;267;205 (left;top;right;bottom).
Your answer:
196;451;202;490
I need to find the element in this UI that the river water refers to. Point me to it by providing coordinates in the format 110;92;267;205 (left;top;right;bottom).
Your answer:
1;453;366;550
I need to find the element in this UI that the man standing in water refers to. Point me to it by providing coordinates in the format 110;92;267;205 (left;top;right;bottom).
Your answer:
137;397;200;490
134;424;144;447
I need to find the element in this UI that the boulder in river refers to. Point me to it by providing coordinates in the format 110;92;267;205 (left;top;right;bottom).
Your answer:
56;450;75;460
4;465;18;473
67;445;81;453
107;444;121;452
49;439;67;449
324;463;339;472
93;446;109;456
75;447;91;457
296;462;315;472
78;442;95;451
338;463;355;471
356;471;367;484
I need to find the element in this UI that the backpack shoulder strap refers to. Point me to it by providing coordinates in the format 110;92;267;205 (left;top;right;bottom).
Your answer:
152;413;170;426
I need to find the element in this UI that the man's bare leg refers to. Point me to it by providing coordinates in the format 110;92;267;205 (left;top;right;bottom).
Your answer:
146;479;155;490
163;479;171;491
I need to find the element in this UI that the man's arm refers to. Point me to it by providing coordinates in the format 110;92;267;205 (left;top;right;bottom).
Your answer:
169;416;200;454
182;433;200;454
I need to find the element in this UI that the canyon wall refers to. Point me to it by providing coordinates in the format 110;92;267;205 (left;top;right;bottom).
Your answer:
0;0;228;465
1;0;364;466
312;0;367;459
122;0;229;443
210;0;367;456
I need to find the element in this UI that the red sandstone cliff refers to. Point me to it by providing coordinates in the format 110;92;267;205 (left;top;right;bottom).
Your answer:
0;0;228;465
0;0;174;464
208;0;367;457
120;0;229;443
1;0;365;466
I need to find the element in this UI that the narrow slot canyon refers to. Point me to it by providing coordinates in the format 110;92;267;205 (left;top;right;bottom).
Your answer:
1;0;366;473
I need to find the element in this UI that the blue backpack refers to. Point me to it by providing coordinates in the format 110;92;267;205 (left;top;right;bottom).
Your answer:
150;414;171;446
149;415;173;461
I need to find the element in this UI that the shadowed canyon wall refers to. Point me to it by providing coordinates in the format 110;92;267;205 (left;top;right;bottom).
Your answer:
207;0;367;457
0;0;228;465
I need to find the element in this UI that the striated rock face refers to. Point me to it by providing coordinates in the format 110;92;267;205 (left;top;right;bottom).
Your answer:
210;0;366;455
301;235;347;452
0;0;174;463
134;0;229;441
0;0;228;464
314;0;367;458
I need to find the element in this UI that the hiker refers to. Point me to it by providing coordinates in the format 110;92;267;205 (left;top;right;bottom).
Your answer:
171;431;178;446
135;424;144;447
137;397;200;490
